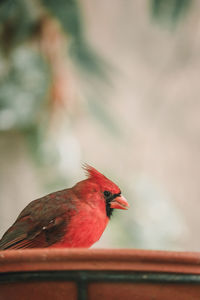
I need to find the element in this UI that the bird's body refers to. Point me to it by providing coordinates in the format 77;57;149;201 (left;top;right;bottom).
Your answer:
0;165;129;250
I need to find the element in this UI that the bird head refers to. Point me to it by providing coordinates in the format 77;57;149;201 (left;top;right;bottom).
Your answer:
81;164;129;218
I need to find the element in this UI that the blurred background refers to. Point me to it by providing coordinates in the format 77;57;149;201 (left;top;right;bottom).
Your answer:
0;0;200;251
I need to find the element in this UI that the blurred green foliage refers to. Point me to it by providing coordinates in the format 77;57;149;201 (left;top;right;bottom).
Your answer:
0;47;50;129
151;0;192;24
0;0;107;133
0;0;192;131
0;0;192;157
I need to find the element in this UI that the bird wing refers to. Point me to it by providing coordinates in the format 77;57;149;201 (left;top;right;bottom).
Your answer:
0;191;76;250
0;214;68;250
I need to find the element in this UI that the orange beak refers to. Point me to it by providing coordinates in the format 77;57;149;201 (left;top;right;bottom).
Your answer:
110;195;129;210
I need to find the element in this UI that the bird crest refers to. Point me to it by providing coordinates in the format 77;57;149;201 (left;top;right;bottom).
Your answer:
82;164;120;194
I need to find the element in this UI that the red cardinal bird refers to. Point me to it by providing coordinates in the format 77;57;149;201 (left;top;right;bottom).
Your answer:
0;165;129;250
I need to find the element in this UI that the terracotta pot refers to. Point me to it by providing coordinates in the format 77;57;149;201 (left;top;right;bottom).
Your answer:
1;249;200;300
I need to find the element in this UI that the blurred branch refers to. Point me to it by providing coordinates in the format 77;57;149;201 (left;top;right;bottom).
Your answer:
41;0;108;78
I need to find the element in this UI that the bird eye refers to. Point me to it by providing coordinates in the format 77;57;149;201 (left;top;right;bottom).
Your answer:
104;191;111;198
